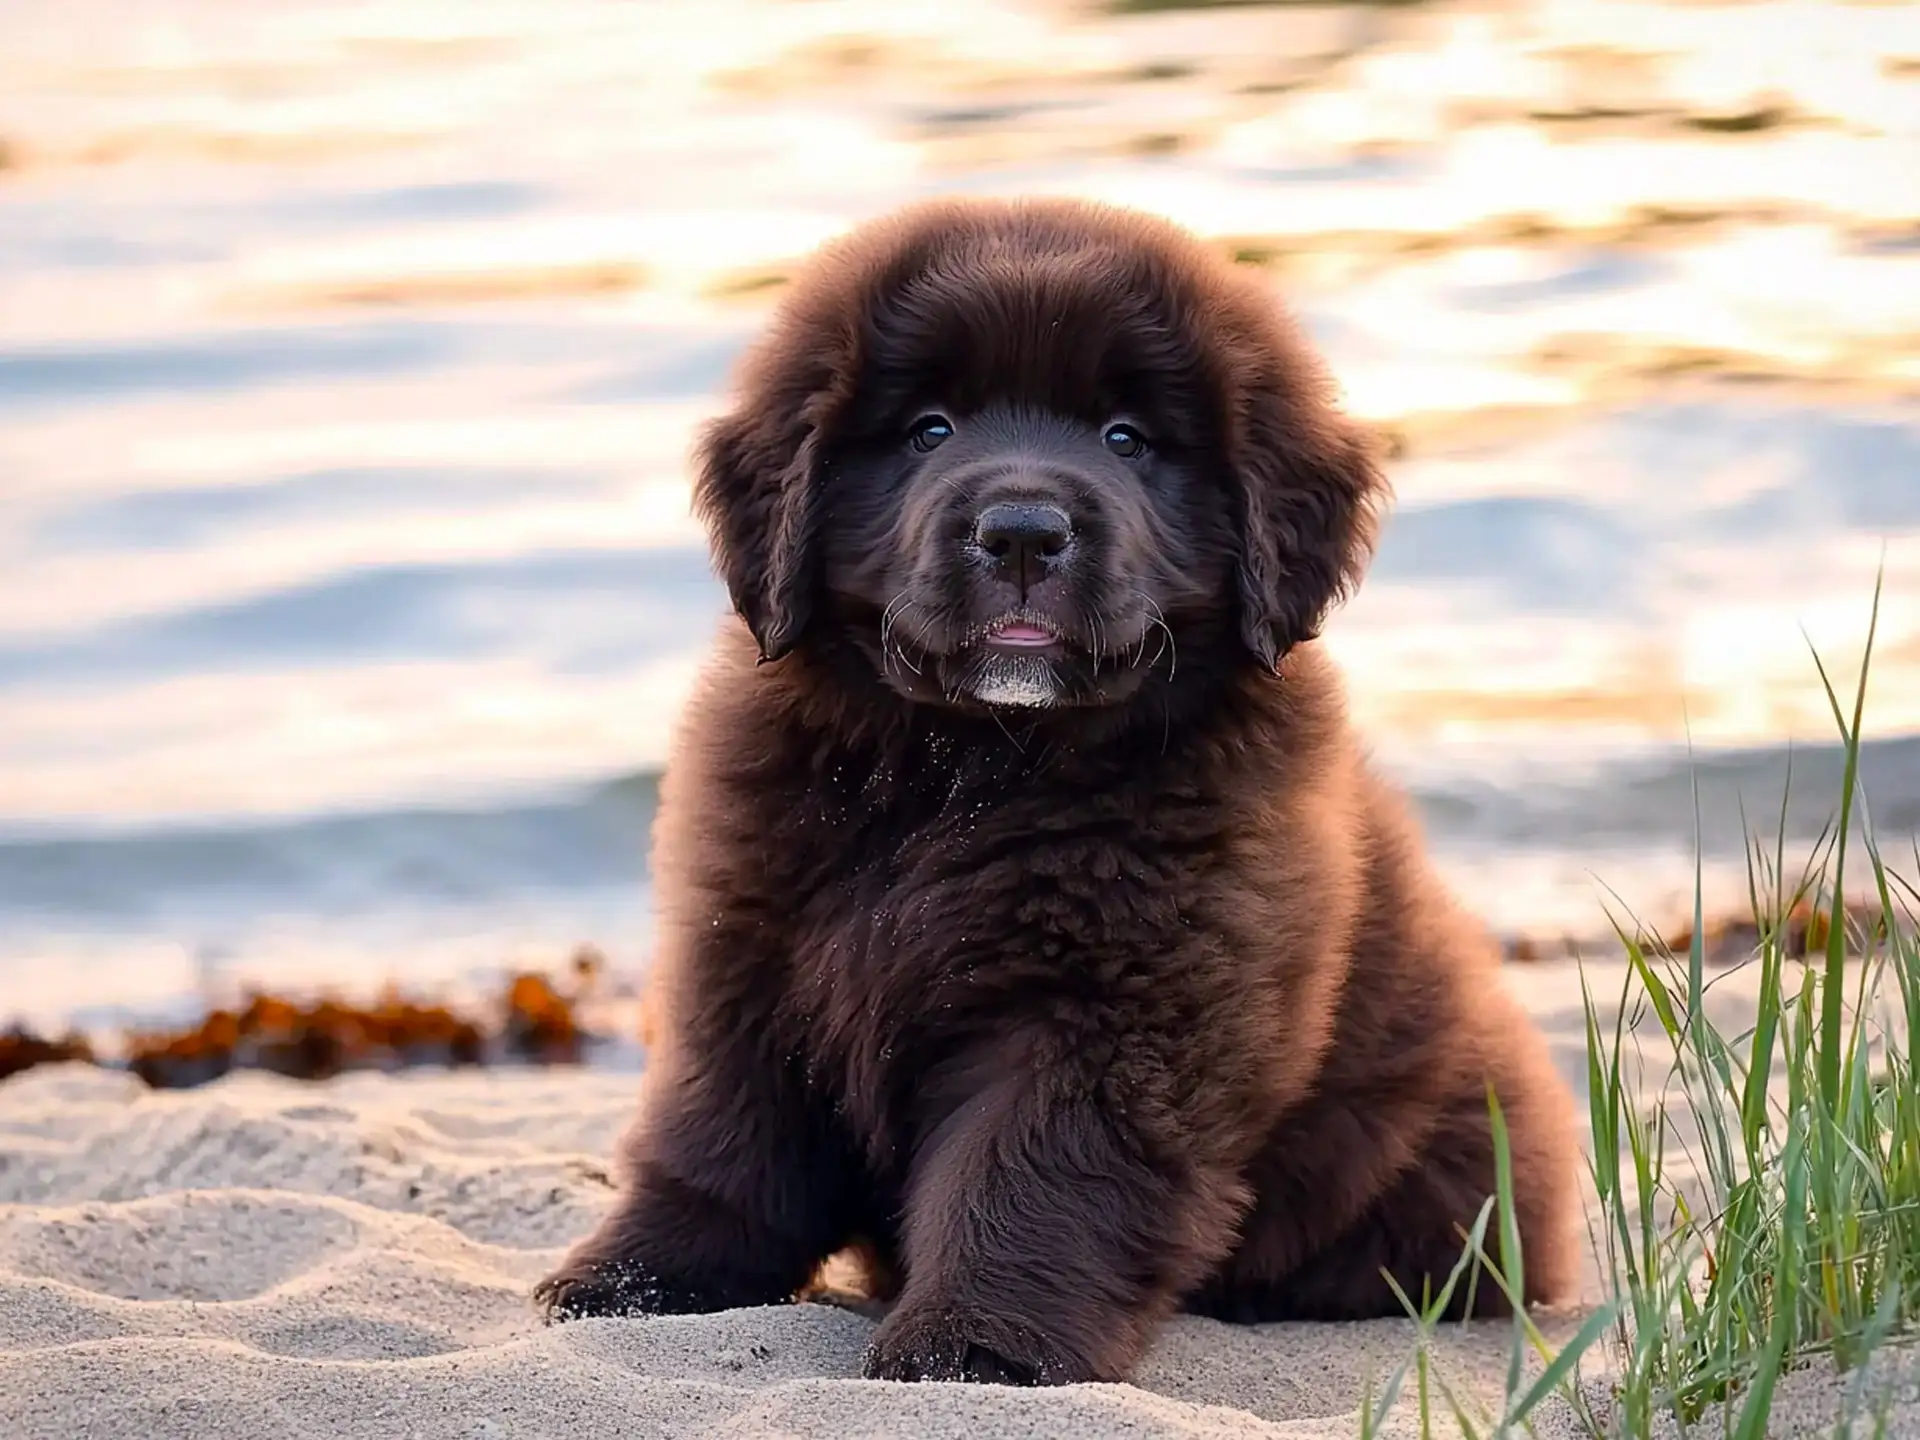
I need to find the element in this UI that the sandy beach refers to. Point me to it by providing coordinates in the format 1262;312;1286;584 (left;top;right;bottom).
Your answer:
0;1062;1564;1440
4;960;1913;1440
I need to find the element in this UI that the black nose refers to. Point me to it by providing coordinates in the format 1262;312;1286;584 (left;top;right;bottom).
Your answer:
973;502;1073;594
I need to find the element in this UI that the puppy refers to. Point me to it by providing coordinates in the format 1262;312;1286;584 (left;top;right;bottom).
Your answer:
536;197;1579;1384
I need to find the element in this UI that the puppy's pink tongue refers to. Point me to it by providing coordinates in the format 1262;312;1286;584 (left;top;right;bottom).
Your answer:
989;621;1054;646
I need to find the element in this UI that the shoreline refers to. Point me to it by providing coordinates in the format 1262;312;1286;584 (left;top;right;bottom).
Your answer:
6;729;1916;1037
2;890;1895;1089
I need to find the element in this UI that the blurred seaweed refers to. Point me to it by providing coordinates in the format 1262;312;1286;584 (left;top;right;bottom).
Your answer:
0;1025;95;1082
1;944;620;1088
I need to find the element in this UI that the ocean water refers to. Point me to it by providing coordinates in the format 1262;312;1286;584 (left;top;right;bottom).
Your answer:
3;0;1919;1033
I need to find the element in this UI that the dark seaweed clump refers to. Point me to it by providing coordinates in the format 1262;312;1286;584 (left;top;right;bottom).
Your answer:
2;946;612;1089
0;1025;95;1082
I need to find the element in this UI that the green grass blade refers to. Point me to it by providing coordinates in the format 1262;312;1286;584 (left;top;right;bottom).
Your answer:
1359;1351;1417;1440
1485;1084;1527;1410
1495;1302;1617;1431
1805;566;1883;1114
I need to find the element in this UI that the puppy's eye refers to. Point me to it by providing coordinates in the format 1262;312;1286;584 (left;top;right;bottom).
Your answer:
1103;423;1148;459
908;415;954;453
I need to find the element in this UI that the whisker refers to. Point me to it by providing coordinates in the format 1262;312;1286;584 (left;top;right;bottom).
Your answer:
899;606;947;677
880;591;912;678
987;707;1025;752
1137;591;1178;681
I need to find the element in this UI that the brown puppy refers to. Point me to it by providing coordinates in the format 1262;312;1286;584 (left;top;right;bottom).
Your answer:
535;197;1579;1384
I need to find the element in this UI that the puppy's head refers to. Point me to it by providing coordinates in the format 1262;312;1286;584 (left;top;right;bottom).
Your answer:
694;198;1386;712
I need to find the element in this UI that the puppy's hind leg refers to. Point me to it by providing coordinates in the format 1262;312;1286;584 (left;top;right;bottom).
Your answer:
1196;1071;1579;1323
535;1053;859;1321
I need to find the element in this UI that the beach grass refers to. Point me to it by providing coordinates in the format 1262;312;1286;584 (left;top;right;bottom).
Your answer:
1587;573;1918;1436
1377;575;1919;1437
1361;1094;1617;1440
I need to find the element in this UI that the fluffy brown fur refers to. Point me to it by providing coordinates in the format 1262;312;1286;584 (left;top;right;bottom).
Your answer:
535;197;1579;1384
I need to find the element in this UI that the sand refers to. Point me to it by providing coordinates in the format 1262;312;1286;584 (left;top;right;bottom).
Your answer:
2;963;1914;1440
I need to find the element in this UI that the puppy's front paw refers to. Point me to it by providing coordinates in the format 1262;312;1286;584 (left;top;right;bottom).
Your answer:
534;1258;735;1322
861;1303;1085;1386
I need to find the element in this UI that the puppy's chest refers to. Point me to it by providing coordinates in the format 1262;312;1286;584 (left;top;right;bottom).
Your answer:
758;748;1220;1158
779;753;1192;1020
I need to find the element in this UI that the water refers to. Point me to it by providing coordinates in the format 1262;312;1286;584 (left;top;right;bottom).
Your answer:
3;0;1919;1032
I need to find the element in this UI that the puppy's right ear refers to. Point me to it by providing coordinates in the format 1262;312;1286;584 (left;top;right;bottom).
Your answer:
692;402;827;665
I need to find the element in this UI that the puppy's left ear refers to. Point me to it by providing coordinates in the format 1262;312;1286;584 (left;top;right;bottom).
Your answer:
692;403;827;665
1228;348;1388;673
